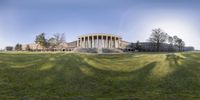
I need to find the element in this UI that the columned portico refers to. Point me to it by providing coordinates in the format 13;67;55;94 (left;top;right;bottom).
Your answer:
77;33;122;49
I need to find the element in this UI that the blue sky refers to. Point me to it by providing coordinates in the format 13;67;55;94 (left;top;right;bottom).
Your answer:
0;0;200;49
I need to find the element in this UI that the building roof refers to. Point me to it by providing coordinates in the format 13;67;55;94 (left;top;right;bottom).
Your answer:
78;33;122;38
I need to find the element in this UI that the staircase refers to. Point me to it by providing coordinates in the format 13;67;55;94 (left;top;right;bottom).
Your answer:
97;48;103;54
73;48;98;53
102;48;123;53
74;47;123;54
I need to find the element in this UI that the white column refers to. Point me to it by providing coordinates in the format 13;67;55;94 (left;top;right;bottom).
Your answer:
97;35;99;48
119;38;121;48
118;38;119;48
85;37;87;48
106;36;108;48
80;37;82;48
92;36;94;48
89;36;91;48
90;36;92;48
116;38;119;48
79;38;81;47
79;39;80;47
77;38;79;47
107;36;109;48
110;36;113;48
114;37;117;48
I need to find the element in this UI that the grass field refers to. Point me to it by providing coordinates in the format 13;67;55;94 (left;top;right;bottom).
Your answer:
0;52;200;99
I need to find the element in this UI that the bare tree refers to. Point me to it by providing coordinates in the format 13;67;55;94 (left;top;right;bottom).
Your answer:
135;41;142;51
54;33;65;46
149;28;168;52
180;41;185;51
167;35;174;51
168;36;173;45
173;35;178;43
47;33;66;50
173;36;185;51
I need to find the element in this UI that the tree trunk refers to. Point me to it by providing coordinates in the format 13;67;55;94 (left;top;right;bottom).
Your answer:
157;43;160;52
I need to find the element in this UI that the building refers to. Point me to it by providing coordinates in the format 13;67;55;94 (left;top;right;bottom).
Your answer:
77;33;122;49
20;33;194;52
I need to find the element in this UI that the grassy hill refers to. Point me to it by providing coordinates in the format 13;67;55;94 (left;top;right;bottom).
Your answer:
0;52;200;99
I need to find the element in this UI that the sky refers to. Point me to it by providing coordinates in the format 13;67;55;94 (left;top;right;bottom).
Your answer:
0;0;200;49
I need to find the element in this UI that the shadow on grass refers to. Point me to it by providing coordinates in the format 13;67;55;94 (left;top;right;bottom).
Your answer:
152;53;200;99
165;54;184;66
0;53;159;99
1;53;200;99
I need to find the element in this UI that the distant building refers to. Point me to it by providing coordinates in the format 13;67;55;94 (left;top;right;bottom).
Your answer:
5;46;13;51
122;42;194;52
22;41;77;51
66;41;77;51
184;46;195;51
22;43;44;51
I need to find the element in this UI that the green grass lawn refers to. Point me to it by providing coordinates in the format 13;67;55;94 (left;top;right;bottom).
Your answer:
0;52;200;99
